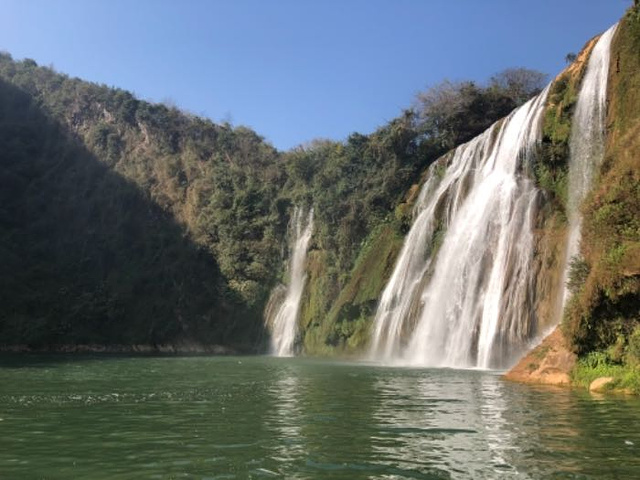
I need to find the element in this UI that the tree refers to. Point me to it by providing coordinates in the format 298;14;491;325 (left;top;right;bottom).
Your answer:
414;80;482;148
488;68;548;105
565;52;578;64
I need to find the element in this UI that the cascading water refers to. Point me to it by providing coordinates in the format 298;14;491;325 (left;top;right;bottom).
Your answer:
561;24;618;305
370;88;549;369
266;207;314;357
369;24;618;370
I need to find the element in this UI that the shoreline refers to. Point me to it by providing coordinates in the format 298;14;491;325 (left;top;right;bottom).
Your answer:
0;343;241;355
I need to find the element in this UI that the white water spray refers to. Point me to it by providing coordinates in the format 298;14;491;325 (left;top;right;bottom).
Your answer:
370;87;550;369
267;207;314;356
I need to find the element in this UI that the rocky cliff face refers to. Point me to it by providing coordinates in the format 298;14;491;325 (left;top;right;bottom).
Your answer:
506;7;640;390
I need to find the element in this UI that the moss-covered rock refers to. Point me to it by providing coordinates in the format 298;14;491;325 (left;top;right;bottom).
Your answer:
535;36;597;215
300;218;405;355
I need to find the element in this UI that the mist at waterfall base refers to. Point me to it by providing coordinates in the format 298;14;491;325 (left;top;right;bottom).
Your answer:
266;207;314;357
1;355;639;479
369;25;616;370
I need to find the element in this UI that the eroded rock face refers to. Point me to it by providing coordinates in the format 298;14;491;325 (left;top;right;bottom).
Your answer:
503;328;576;386
589;377;615;392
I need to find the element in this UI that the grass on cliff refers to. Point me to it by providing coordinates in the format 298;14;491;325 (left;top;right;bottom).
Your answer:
301;221;404;355
563;6;640;357
535;36;594;215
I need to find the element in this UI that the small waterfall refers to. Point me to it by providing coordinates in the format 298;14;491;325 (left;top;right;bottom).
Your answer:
561;24;618;305
369;87;550;369
266;207;314;357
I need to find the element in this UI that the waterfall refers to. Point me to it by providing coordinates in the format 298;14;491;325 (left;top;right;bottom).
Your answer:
369;87;550;369
369;24;618;370
561;24;618;305
266;207;314;357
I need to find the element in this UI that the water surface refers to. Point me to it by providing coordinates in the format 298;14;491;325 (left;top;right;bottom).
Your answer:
0;355;638;479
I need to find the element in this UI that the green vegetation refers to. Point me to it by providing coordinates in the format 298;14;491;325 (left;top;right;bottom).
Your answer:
536;51;590;213
0;54;286;350
572;349;640;394
303;222;404;354
0;44;588;356
563;5;640;389
566;256;591;294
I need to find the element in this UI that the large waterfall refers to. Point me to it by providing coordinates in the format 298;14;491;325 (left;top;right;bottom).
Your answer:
561;24;618;305
369;90;549;369
369;25;617;369
266;207;314;357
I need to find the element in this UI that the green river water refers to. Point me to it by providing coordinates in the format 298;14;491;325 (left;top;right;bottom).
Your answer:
0;355;638;479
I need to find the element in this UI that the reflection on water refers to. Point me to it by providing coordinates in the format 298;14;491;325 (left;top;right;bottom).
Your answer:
372;370;525;477
0;356;639;479
478;375;517;475
373;373;473;477
265;367;305;471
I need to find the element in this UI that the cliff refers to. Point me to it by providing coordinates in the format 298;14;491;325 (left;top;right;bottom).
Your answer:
506;6;640;392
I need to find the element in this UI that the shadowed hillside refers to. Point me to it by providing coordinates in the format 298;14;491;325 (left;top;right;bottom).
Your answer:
0;77;266;351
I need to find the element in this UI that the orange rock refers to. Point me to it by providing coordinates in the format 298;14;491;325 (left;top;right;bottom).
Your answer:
589;377;614;392
504;327;576;386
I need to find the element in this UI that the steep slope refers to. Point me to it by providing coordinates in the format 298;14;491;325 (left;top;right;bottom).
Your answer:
564;6;640;356
291;79;544;355
0;56;288;350
0;78;246;349
508;6;640;391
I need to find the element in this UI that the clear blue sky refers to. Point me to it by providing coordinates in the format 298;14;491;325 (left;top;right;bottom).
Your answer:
0;0;629;150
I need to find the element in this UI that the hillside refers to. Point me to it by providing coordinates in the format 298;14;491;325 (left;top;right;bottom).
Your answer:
0;56;288;350
0;5;637;376
0;50;536;352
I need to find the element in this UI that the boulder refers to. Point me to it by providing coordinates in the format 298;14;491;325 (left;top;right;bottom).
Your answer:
589;377;615;392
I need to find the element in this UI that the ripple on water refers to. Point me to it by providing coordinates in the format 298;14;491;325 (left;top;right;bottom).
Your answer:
0;356;639;478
